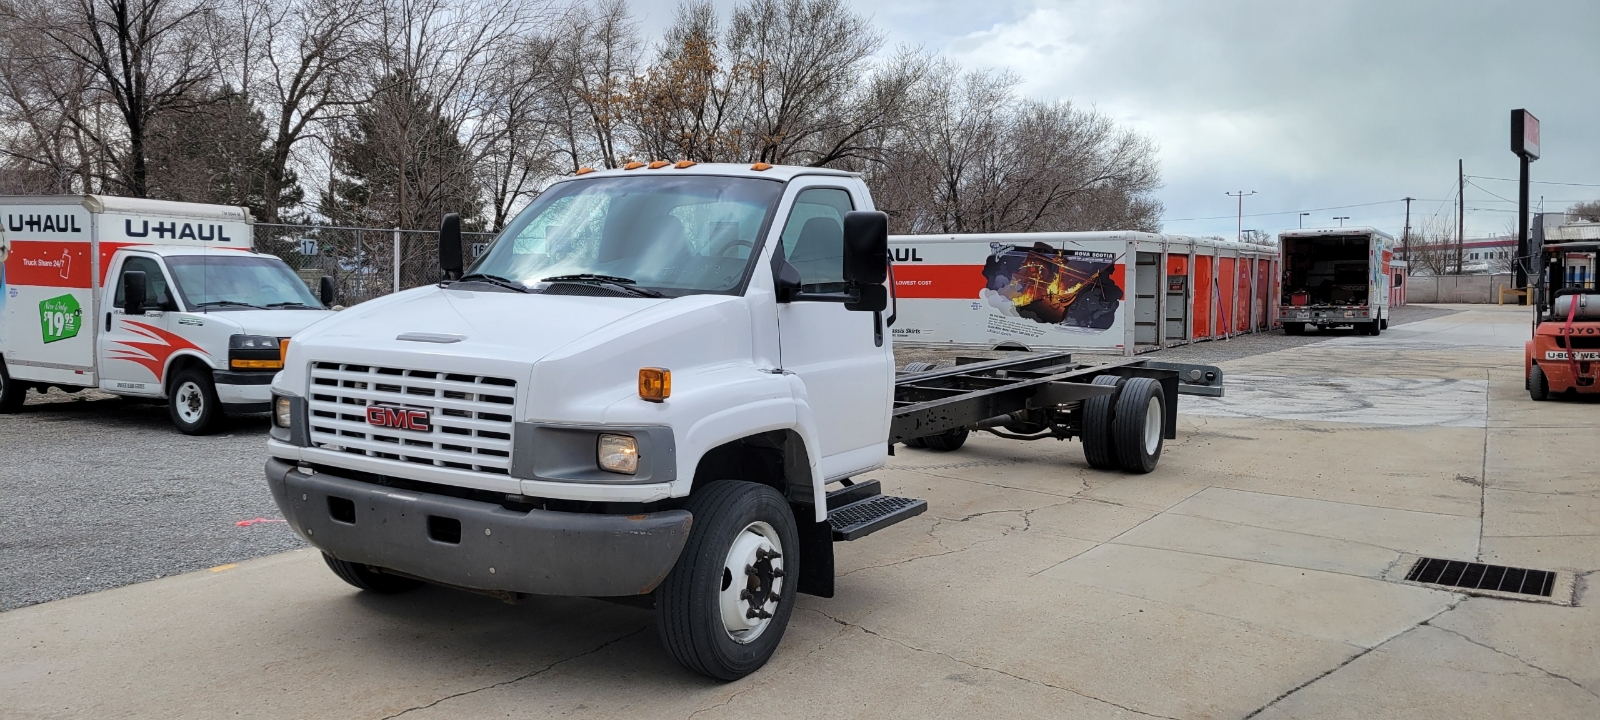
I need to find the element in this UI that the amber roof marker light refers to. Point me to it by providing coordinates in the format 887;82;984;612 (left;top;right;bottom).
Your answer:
575;167;596;175
674;160;697;169
648;160;671;169
623;161;645;170
751;163;772;171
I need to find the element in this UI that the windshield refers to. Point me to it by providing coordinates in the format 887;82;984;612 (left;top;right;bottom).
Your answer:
467;175;783;296
165;254;324;310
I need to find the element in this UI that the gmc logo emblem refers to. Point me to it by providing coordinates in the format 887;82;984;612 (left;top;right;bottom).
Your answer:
366;405;432;432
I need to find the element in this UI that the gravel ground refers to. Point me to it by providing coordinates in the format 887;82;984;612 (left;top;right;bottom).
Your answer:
895;303;1465;368
0;304;1467;612
0;393;301;611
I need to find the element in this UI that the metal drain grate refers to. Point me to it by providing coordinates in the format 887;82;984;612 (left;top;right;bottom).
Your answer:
1405;557;1555;597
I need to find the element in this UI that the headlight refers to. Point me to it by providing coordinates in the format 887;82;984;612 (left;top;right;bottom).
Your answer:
230;334;285;369
273;395;293;428
597;434;639;474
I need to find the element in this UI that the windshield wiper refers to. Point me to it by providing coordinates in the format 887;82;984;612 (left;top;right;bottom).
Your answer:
539;274;664;298
454;273;530;293
194;300;266;310
264;301;319;309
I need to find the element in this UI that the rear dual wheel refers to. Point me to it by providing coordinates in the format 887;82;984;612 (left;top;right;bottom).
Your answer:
1082;376;1165;474
0;361;25;413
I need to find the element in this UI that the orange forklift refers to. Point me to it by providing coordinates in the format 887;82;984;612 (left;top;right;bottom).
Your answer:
1526;240;1600;400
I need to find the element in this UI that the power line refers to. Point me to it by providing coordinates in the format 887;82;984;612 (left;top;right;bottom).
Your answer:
1162;199;1400;223
1466;174;1600;188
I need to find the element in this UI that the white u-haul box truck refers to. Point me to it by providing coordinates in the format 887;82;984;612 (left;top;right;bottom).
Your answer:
0;195;334;432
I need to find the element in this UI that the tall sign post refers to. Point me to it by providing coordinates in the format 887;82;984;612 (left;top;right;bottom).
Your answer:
1511;109;1540;301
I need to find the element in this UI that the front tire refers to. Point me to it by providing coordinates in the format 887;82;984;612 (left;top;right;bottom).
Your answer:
657;480;799;680
323;553;424;594
168;368;222;435
1081;375;1123;469
1529;364;1549;401
1113;377;1165;473
0;361;25;413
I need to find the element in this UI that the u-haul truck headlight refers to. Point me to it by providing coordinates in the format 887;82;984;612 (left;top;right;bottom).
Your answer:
273;395;293;428
230;335;285;370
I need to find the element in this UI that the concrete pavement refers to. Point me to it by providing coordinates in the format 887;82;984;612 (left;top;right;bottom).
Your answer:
2;304;1595;719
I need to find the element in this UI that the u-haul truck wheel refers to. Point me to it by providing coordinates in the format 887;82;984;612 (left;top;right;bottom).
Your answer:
656;480;798;681
1081;375;1123;469
1113;377;1165;474
168;368;223;435
0;360;26;413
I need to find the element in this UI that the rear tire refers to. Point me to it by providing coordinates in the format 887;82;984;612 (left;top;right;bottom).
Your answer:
1529;364;1549;401
1380;318;1389;330
1081;375;1123;469
322;553;424;594
657;480;798;681
1113;377;1165;473
921;428;969;452
168;368;222;435
1368;321;1382;336
0;361;25;413
1283;322;1303;335
903;436;928;448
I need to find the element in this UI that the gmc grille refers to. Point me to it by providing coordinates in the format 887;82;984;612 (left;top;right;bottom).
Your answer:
307;362;517;475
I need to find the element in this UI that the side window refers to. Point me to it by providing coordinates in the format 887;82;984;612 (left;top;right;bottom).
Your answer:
779;188;854;290
114;257;171;310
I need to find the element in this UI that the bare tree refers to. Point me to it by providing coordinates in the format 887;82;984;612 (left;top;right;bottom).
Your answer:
1405;214;1459;275
41;0;219;197
549;0;638;170
1569;199;1600;223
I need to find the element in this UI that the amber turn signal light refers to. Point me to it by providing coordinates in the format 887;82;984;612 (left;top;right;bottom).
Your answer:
639;367;671;402
232;359;284;370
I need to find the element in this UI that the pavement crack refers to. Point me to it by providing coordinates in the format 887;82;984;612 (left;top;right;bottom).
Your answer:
809;609;1179;719
1425;623;1600;700
1243;598;1465;718
378;625;649;719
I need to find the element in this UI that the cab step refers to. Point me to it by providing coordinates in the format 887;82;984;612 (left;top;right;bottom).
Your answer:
826;480;928;541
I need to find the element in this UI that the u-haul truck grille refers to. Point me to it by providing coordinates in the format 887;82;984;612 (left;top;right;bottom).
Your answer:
306;362;517;475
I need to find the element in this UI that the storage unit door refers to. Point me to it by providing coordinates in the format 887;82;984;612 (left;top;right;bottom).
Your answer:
1256;258;1272;329
1235;259;1251;333
1134;252;1159;346
1166;255;1189;342
1194;255;1214;338
1218;257;1236;336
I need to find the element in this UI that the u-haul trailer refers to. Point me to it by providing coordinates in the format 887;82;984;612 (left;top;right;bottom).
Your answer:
887;233;1280;355
0;195;335;432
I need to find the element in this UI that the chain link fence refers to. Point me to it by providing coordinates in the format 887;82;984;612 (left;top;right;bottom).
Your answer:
252;223;497;306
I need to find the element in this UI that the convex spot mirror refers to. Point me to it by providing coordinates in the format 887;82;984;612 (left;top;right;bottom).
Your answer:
122;270;147;316
843;210;889;312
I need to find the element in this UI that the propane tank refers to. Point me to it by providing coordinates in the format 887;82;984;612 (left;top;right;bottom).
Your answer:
1553;293;1600;320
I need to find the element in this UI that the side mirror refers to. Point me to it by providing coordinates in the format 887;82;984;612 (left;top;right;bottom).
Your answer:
439;213;463;280
319;275;336;307
842;211;889;312
122;271;147;316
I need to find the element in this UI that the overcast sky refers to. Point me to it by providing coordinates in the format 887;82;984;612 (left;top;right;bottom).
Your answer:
627;0;1600;240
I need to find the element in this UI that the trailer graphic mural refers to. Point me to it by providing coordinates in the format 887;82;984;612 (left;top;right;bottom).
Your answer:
981;243;1122;331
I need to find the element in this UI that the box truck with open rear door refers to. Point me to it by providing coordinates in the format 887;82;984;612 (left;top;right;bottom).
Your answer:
1277;227;1393;336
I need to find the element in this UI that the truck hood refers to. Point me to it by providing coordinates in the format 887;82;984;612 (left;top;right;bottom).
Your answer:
291;285;668;367
195;308;337;338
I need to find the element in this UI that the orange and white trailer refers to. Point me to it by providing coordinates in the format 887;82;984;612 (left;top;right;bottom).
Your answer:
887;232;1279;356
0;195;335;433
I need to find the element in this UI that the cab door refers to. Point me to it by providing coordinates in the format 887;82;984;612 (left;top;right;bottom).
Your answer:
98;254;180;396
774;180;893;480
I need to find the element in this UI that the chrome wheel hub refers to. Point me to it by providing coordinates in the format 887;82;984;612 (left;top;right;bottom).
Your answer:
719;521;784;643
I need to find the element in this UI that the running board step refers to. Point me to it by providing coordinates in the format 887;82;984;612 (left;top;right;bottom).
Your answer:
827;493;928;541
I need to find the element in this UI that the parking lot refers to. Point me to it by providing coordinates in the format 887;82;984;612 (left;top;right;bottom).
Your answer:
2;303;1596;719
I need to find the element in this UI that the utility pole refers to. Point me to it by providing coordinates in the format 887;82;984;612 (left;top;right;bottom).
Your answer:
1402;197;1414;262
1457;159;1465;275
1226;191;1257;241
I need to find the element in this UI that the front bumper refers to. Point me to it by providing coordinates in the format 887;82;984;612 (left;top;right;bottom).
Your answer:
216;370;275;410
265;458;693;596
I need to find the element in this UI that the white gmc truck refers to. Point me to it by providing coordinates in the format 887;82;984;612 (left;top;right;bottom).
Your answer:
264;163;1222;679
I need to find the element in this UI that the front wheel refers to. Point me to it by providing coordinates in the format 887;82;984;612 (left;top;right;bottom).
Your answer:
323;554;424;594
168;368;223;435
657;480;798;680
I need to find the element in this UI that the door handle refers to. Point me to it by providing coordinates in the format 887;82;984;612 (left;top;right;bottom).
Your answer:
105;313;112;332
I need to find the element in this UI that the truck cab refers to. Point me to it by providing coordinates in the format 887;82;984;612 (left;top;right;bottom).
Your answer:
0;195;335;433
265;164;899;679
